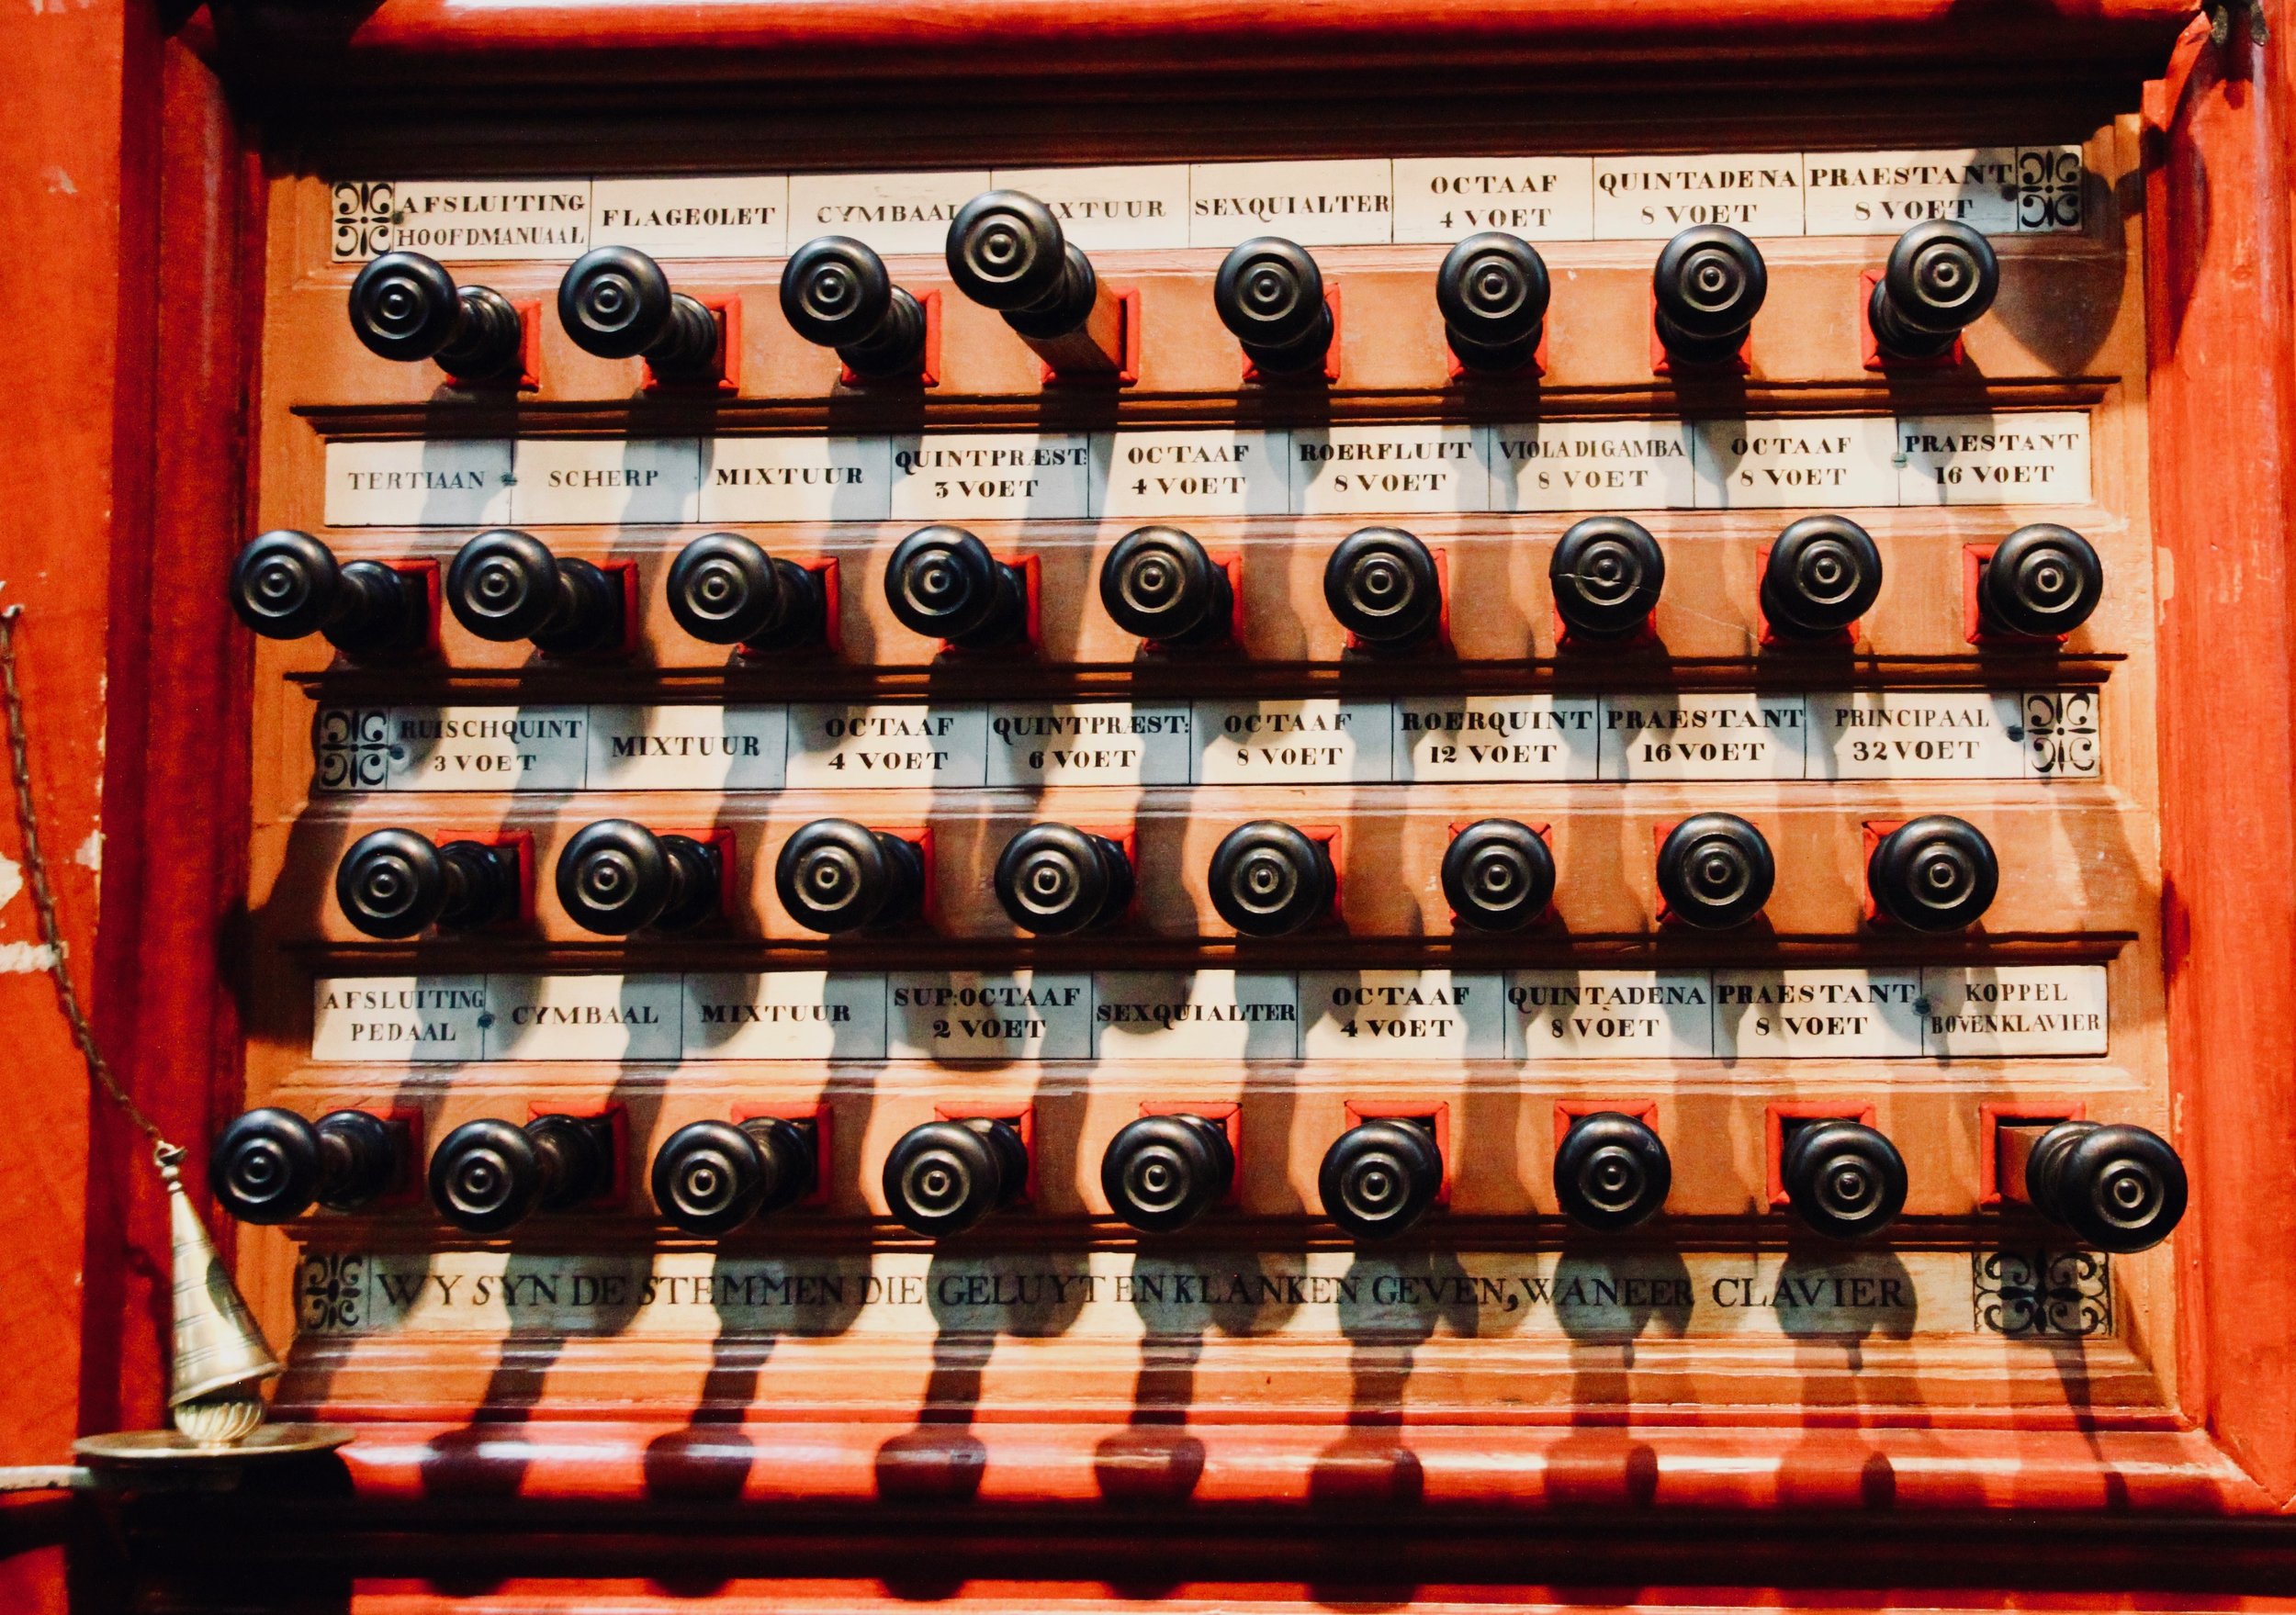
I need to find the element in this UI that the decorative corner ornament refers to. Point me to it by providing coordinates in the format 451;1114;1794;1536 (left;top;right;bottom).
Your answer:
2202;0;2268;49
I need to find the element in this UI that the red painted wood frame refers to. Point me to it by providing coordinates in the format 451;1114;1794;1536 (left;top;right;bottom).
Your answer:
0;9;261;1611
6;0;2291;1599
216;0;2196;84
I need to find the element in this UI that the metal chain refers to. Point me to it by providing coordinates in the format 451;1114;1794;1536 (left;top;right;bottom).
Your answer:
0;605;175;1162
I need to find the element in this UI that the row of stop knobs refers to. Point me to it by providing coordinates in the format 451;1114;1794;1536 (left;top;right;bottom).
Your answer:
342;811;2001;938
234;517;2107;659
212;1104;2186;1251
349;189;2001;387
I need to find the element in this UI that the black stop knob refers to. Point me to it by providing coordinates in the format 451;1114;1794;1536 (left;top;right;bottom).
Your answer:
349;251;524;380
558;245;719;379
1437;231;1550;373
742;1116;818;1216
2024;1120;2188;1254
995;823;1133;936
231;529;345;640
336;827;444;938
1551;517;1664;640
428;1117;544;1233
1657;813;1775;930
528;1114;617;1214
1442;819;1555;933
1320;1120;1443;1241
446;529;625;655
651;1116;818;1237
1102;1115;1234;1234
1870;220;1999;360
1780;1119;1908;1240
776;818;925;935
947;190;1098;339
310;1109;402;1211
1100;526;1232;645
1554;1113;1672;1231
651;1120;761;1236
1762;515;1882;638
1981;524;2103;638
1653;225;1767;364
782;235;928;378
350;251;460;361
1867;814;1998;932
1325;527;1443;647
557;819;723;936
431;1114;613;1233
782;236;887;346
211;1108;321;1224
1209;821;1335;937
885;525;1030;650
883;1118;1028;1237
667;532;827;652
230;530;425;656
559;244;667;356
336;828;519;938
435;839;521;930
213;1107;402;1224
1215;237;1333;375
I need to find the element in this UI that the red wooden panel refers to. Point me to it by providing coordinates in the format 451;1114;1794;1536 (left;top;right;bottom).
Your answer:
2145;18;2296;1504
337;1419;2271;1513
0;0;150;1606
319;0;2196;80
0;0;141;1469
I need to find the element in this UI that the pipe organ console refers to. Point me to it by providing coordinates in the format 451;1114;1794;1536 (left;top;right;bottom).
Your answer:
17;0;2296;1609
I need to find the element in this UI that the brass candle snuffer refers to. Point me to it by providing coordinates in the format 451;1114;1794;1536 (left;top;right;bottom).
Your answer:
0;604;350;1476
